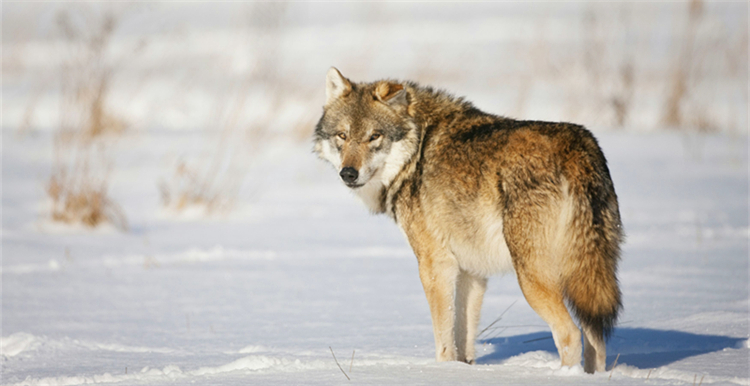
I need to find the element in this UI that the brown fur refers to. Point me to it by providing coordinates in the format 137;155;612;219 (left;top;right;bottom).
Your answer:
314;68;623;373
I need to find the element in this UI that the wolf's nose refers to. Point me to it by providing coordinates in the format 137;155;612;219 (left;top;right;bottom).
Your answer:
339;167;359;184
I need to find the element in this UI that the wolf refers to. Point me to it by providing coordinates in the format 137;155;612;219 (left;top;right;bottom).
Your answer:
313;67;623;373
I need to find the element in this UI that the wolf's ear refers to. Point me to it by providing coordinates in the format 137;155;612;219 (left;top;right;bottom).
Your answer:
375;82;408;109
326;67;352;105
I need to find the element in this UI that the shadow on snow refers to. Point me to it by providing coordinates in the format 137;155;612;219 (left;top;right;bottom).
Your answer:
477;327;745;369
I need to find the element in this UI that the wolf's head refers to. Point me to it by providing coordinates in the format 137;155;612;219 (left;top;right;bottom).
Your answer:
313;68;418;193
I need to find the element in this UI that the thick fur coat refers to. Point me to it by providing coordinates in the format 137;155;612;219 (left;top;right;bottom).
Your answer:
313;68;623;373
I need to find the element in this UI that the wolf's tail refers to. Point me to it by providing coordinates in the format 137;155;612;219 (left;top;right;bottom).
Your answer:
561;140;623;341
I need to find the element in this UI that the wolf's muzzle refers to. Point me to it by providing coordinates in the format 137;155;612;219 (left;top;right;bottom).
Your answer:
339;167;359;185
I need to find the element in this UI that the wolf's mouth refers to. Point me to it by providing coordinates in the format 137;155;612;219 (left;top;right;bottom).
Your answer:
345;182;364;189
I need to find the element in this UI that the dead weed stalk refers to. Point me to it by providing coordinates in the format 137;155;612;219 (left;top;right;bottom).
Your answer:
48;140;127;230
47;6;135;230
56;8;130;141
159;4;287;216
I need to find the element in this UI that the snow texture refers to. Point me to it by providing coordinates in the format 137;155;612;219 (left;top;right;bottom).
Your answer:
3;132;748;385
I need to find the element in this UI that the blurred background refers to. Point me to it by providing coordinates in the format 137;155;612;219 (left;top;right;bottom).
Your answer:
2;1;747;227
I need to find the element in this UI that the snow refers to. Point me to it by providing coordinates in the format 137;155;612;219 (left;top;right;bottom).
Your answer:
2;131;747;385
2;2;748;385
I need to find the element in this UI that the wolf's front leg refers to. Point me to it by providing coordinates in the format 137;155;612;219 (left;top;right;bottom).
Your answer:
417;252;460;362
455;270;487;364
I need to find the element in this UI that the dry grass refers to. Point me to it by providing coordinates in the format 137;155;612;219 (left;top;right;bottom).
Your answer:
608;353;620;380
661;0;748;136
579;5;636;128
329;347;351;381
660;0;735;133
610;61;635;127
158;73;263;215
48;143;127;230
159;3;289;216
48;174;127;230
530;1;743;131
662;0;704;129
159;158;240;215
15;8;130;139
477;300;517;340
46;6;133;230
56;9;129;140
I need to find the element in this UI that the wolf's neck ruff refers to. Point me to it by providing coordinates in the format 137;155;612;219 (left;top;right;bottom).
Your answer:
376;120;421;218
360;85;485;218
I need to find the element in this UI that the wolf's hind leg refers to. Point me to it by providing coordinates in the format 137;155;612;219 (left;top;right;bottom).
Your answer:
455;269;487;364
582;324;607;373
516;273;582;368
417;251;460;362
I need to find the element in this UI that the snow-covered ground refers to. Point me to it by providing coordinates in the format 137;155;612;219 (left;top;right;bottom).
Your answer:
2;2;748;385
2;130;748;385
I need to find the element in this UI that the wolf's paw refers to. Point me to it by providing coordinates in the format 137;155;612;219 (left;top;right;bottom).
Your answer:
436;346;458;362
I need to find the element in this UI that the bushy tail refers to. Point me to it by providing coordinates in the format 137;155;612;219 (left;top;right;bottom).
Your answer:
562;157;623;341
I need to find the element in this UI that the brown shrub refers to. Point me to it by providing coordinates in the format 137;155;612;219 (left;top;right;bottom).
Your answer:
47;153;127;230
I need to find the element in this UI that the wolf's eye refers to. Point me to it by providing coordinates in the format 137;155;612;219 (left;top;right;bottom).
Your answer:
337;133;347;140
369;133;381;141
